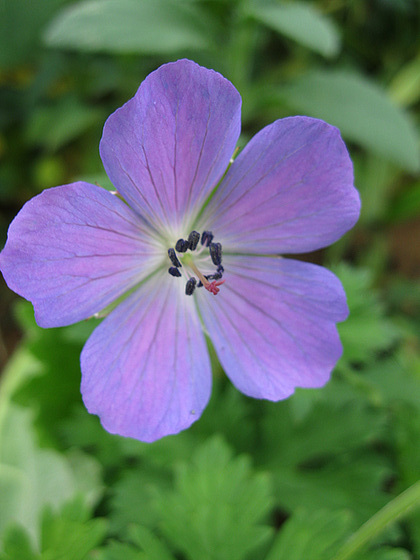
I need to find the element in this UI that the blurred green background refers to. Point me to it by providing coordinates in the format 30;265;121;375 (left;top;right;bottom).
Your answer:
0;1;419;559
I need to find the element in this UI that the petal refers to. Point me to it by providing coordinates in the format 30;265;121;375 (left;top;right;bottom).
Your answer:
80;273;211;442
196;256;347;400
201;117;360;253
100;59;241;233
0;182;160;328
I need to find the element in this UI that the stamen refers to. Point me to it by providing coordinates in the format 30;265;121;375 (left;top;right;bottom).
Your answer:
168;248;182;267
185;277;197;296
188;230;200;251
188;260;225;295
175;239;189;252
168;267;181;277
201;230;214;247
209;242;222;266
168;230;225;296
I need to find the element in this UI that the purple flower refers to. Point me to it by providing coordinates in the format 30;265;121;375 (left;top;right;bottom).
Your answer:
0;59;360;442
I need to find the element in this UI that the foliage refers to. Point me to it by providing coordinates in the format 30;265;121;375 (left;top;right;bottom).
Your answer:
1;0;419;558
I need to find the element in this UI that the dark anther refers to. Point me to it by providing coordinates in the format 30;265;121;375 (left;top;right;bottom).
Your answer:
168;267;181;277
188;230;200;251
208;272;222;280
209;242;222;266
175;239;189;252
185;277;197;296
201;230;214;247
217;265;224;274
168;248;182;267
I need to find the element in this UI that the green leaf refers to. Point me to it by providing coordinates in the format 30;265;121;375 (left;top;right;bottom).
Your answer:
331;481;420;560
353;156;399;225
270;457;390;526
40;501;107;560
363;550;411;560
247;0;340;57
392;405;420;558
0;338;103;541
128;525;175;560
96;526;176;560
193;381;257;453
260;399;390;525
362;357;420;410
0;405;78;540
0;524;39;560
158;436;273;560
261;396;384;468
265;509;352;560
0;0;67;67
109;467;169;534
12;302;97;445
333;265;400;365
44;0;213;54
389;54;420;106
387;179;420;223
95;541;144;560
25;96;104;152
281;70;420;172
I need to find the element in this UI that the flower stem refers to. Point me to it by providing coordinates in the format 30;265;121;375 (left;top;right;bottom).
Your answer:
331;480;420;560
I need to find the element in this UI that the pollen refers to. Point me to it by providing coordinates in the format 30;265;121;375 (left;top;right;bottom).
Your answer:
167;230;225;296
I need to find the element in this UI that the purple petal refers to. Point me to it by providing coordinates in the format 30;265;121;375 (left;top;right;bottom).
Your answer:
201;117;360;253
80;274;211;442
197;256;347;400
100;59;241;232
0;182;160;328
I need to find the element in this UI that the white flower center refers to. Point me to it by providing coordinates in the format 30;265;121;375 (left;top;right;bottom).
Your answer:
167;230;225;296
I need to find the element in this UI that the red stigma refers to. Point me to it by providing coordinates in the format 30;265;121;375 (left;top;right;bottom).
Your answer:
205;279;225;295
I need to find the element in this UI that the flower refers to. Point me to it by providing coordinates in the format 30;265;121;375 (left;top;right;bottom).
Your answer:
0;59;360;442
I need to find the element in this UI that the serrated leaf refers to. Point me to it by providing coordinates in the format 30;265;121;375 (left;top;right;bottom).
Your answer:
40;500;107;560
333;265;400;364
44;0;212;54
158;436;273;560
281;70;420;171
271;456;390;526
261;398;384;468
247;0;340;57
362;357;420;410
193;381;257;453
128;525;175;560
95;526;176;560
260;399;390;525
265;509;352;560
108;467;168;534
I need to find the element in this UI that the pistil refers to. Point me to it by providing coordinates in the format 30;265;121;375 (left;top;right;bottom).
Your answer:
167;229;225;296
188;260;225;295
